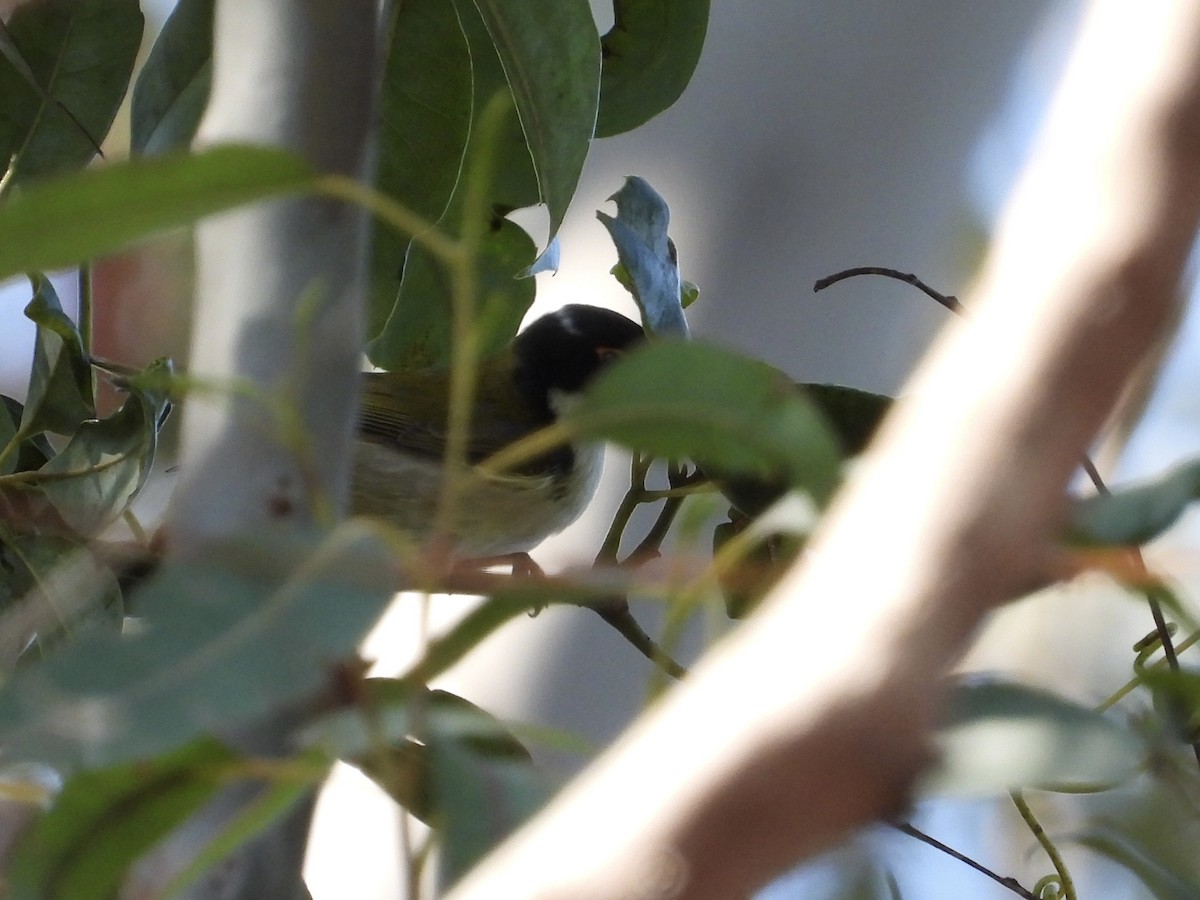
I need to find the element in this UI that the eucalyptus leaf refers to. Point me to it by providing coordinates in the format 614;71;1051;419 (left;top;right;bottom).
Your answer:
0;397;54;476
598;176;689;336
596;0;711;137
919;677;1144;796
1068;457;1200;547
366;0;472;343
6;739;235;900
568;341;842;505
31;372;168;536
432;734;547;889
472;0;600;238
0;0;143;185
19;274;95;439
367;0;542;371
0;522;397;772
130;0;215;155
0;146;315;281
370;218;536;372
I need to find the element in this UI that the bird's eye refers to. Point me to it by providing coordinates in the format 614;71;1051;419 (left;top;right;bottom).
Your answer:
595;347;623;362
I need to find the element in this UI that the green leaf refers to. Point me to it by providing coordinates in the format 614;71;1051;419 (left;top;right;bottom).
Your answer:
368;0;544;372
369;218;536;372
0;522;397;771
1068;457;1200;547
19;274;95;439
0;145;314;281
432;734;546;888
1074;829;1200;900
302;679;547;883
598;176;688;336
919;677;1144;796
472;0;600;238
0;397;54;476
803;384;892;458
130;0;215;155
0;0;143;185
568;341;843;505
7;738;235;900
596;0;711;137
366;0;472;350
27;366;169;536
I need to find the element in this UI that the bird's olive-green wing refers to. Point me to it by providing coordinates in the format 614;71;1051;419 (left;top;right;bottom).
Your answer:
357;366;546;464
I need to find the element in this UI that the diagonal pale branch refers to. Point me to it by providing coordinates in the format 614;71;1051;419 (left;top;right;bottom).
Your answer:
447;2;1200;898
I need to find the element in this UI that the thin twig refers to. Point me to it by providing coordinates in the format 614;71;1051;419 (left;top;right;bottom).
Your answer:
892;822;1040;900
813;266;965;314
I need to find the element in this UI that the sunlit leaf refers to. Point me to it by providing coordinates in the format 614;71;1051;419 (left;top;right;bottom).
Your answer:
0;0;143;184
6;739;235;900
920;677;1144;796
0;146;314;281
595;0;711;137
130;0;214;155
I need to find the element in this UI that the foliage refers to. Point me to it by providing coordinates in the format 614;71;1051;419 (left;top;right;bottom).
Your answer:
1;1;1200;898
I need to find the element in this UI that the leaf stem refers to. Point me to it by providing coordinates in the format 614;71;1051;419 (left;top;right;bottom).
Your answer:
1010;790;1076;900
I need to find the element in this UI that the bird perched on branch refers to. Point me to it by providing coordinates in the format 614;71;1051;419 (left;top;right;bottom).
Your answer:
351;304;644;555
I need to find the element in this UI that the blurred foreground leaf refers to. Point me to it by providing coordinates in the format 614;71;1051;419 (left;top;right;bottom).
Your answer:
920;677;1143;796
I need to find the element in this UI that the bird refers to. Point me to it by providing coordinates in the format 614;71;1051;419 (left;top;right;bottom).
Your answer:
350;304;644;556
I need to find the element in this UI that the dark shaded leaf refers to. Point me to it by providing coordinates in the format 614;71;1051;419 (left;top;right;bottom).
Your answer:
369;218;536;372
367;0;542;372
19;275;94;439
596;0;711;137
0;523;397;771
0;0;143;184
365;0;472;349
130;0;215;155
472;0;600;237
0;146;314;280
29;364;169;536
0;397;54;476
6;739;235;900
567;341;842;505
920;677;1144;796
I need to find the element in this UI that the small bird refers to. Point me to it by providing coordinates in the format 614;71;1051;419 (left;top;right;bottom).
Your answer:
350;304;644;555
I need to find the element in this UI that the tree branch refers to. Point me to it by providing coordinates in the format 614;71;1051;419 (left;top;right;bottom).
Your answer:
447;2;1200;897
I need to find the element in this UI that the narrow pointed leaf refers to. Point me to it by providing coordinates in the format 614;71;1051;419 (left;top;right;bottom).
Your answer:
1069;457;1200;547
19;275;95;438
0;146;314;281
472;0;600;237
130;0;215;155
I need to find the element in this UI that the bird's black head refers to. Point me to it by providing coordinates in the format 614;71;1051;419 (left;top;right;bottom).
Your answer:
513;304;644;420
